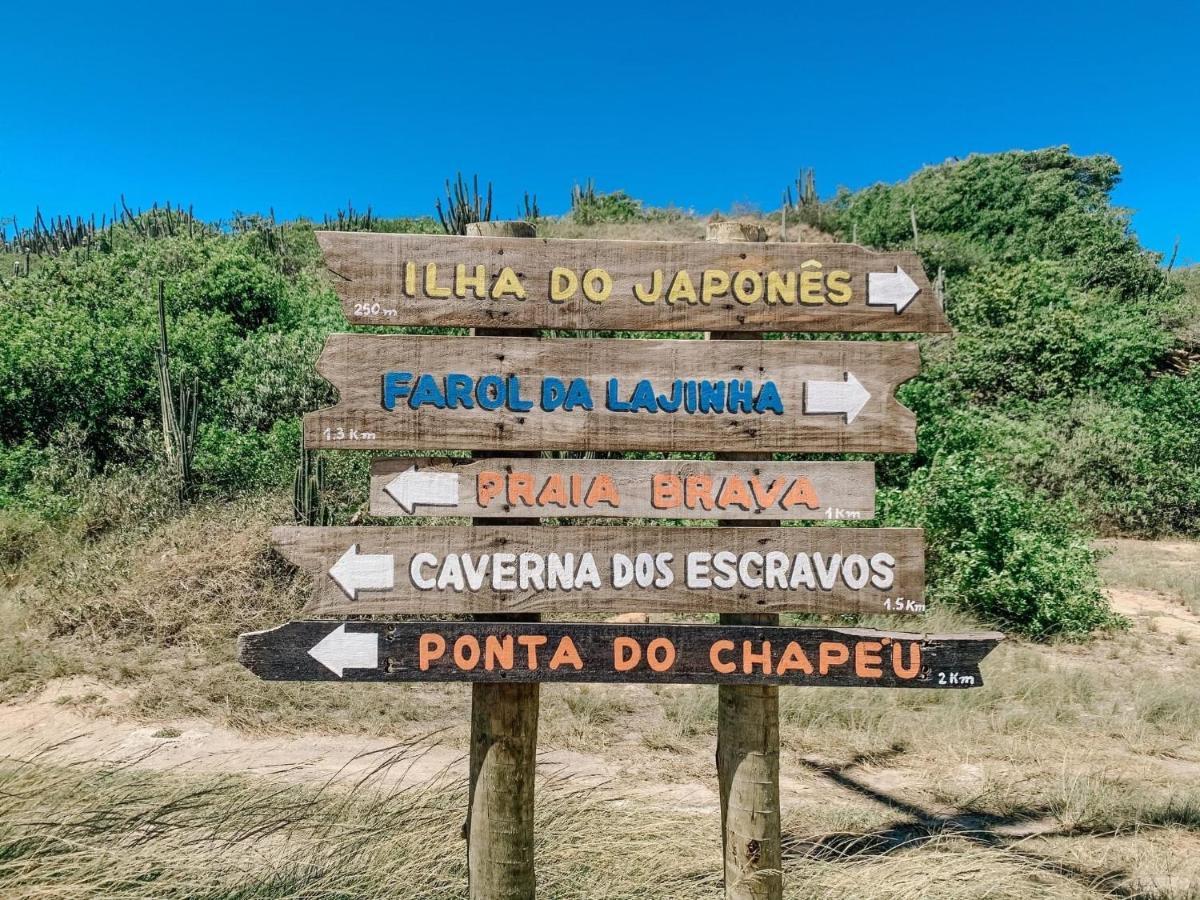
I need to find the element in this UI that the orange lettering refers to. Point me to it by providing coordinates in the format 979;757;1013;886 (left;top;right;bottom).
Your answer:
646;637;676;672
775;641;813;675
652;473;682;510
517;634;548;669
892;642;921;679
549;636;583;670
613;637;641;671
818;642;850;674
586;475;619;508
716;476;754;511
781;477;820;510
453;636;481;670
484;634;514;671
477;472;503;506
685;474;715;510
710;639;736;674
418;633;447;670
508;472;535;507
854;640;883;678
538;474;568;508
749;476;786;510
742;640;772;675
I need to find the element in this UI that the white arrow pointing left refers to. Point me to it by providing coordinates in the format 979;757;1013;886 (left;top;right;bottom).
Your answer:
308;624;378;677
328;544;394;600
804;372;871;424
868;266;920;313
385;466;460;514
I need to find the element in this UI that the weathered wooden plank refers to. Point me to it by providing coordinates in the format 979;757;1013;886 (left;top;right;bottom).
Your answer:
238;621;1002;687
315;232;949;333
271;525;926;617
303;334;920;453
369;457;875;521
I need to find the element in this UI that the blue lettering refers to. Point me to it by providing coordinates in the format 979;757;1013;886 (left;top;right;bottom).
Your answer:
507;375;533;412
409;374;447;409
698;380;725;413
477;375;505;411
382;372;412;411
445;373;474;409
727;380;753;413
657;380;683;412
606;379;632;412
563;378;594;411
756;381;784;415
541;377;565;411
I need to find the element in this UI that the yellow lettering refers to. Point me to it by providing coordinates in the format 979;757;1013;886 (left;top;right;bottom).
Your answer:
634;270;663;304
581;268;613;303
667;270;698;305
491;266;526;300
799;269;824;305
701;269;731;304
424;263;451;299
550;267;578;302
732;270;763;305
455;263;487;299
827;270;852;304
766;271;797;305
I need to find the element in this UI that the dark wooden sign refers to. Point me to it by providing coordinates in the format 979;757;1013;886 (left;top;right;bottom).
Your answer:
304;334;919;453
239;621;1000;687
370;457;875;521
272;525;925;617
316;232;949;333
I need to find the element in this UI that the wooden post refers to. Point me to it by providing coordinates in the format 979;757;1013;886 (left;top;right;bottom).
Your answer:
465;219;539;899
708;220;783;900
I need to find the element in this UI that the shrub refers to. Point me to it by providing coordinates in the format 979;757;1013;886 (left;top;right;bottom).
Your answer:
879;454;1120;638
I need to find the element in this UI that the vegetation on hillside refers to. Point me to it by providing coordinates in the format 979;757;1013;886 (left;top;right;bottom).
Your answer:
1;148;1195;638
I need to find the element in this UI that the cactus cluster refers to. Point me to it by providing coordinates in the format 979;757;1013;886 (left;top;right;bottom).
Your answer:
293;443;332;526
322;203;375;232
519;191;541;223
154;281;199;500
435;173;493;235
782;168;822;230
1;198;209;275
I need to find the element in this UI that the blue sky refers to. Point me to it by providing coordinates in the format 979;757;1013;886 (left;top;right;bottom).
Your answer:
2;0;1196;260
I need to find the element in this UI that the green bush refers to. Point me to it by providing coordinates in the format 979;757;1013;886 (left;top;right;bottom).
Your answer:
880;454;1120;638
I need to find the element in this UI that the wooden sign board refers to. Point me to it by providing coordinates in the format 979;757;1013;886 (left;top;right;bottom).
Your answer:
370;457;875;521
272;525;925;617
304;335;919;453
316;232;950;333
239;621;1000;687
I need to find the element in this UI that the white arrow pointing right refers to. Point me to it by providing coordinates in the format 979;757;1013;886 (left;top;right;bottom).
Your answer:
328;544;394;600
385;466;460;514
308;624;378;677
804;373;871;424
868;266;920;313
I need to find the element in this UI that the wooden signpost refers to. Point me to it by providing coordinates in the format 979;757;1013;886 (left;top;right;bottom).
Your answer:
271;524;927;616
238;221;999;900
370;457;876;520
239;621;1002;688
315;231;950;333
304;334;920;452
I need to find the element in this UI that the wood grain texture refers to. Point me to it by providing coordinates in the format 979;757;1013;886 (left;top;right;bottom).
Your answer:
237;621;1003;687
303;334;920;453
708;220;782;900
315;232;949;333
369;456;875;521
272;525;926;616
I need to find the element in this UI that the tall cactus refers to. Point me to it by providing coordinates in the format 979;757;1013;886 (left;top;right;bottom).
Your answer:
154;280;199;500
293;442;332;525
435;173;493;235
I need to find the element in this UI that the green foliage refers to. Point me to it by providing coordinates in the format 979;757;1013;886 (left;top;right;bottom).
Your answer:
570;180;647;225
880;455;1119;638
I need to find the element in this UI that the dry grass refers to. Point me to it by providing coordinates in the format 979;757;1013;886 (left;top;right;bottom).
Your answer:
2;497;1200;896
